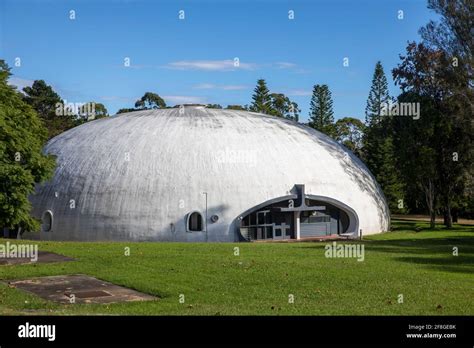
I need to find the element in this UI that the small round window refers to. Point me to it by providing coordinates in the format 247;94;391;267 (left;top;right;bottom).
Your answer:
42;210;53;232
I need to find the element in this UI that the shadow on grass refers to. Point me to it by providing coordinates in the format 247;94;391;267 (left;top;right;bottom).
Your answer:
366;236;474;253
390;219;474;233
366;235;474;274
393;255;474;274
299;234;474;275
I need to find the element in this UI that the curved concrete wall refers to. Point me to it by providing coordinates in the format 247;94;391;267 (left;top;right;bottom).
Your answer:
28;107;390;241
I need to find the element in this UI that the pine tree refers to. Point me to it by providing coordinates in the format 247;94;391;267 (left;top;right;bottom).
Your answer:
308;84;336;137
377;137;405;213
365;61;390;125
249;79;271;114
363;61;404;213
363;62;389;176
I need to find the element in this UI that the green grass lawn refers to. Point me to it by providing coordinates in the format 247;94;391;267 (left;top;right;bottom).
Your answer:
0;219;473;315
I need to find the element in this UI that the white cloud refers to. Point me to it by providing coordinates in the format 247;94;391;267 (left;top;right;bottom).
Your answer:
8;77;34;91
100;96;138;102
221;85;248;90
193;83;248;90
275;62;297;69
286;89;312;96
166;60;257;71
274;62;311;74
193;83;216;89
163;95;207;104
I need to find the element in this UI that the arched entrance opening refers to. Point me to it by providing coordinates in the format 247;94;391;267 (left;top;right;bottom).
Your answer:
236;185;359;241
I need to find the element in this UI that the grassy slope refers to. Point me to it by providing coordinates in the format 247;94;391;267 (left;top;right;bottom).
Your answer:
0;220;472;315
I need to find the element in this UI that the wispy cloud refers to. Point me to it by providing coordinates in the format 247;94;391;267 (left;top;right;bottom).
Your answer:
275;62;297;69
165;60;257;71
193;83;248;90
274;62;311;74
131;60;303;73
193;83;215;89
8;77;34;91
163;95;207;104
100;95;138;102
286;89;312;96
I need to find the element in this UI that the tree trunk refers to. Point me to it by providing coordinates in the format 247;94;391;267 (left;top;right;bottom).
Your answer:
452;209;458;223
430;211;436;229
423;179;436;229
444;197;453;229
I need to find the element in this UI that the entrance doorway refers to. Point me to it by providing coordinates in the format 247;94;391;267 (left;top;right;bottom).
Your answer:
239;207;295;241
300;211;331;237
273;222;291;240
238;185;357;242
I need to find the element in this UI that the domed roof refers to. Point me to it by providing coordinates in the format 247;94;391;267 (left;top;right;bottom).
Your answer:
30;106;390;241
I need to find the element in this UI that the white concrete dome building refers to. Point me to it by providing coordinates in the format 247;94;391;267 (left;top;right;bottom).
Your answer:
29;106;390;242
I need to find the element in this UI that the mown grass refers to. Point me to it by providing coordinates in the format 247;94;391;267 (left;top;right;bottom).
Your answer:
0;219;472;315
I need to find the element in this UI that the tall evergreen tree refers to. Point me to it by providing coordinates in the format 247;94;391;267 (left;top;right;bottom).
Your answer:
249;79;272;114
378;137;406;211
363;61;404;213
308;84;336;137
363;62;390;172
365;61;390;125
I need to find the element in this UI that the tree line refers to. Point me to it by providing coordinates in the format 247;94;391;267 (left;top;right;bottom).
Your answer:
248;1;473;228
305;0;472;227
115;83;301;122
0;0;471;234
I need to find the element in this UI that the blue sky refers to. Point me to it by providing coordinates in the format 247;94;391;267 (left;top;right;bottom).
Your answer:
1;0;437;121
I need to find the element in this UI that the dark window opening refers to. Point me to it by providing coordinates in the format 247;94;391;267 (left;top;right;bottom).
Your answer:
188;212;203;232
42;211;53;232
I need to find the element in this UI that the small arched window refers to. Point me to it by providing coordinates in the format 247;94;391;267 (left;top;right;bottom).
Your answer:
187;212;203;232
42;210;53;232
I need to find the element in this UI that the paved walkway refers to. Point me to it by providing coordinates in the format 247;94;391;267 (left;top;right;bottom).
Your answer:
254;234;349;243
